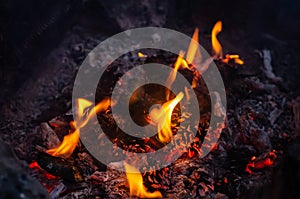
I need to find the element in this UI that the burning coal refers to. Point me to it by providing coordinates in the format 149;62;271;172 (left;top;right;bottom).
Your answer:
30;21;250;198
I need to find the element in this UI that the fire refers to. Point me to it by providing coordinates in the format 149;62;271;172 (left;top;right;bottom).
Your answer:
245;151;277;174
138;52;147;58
211;21;244;65
186;28;200;64
47;98;111;157
211;21;223;59
165;28;200;99
165;51;185;100
149;92;184;143
223;54;244;65
124;162;162;198
158;29;200;142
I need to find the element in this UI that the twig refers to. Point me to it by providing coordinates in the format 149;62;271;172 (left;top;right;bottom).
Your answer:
258;49;282;83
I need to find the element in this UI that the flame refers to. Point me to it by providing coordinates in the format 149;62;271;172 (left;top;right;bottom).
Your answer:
165;28;201;99
223;54;244;65
47;98;111;157
184;86;190;101
186;28;200;64
124;162;162;198
211;21;223;59
138;52;147;58
150;92;184;143
165;51;186;100
211;21;244;65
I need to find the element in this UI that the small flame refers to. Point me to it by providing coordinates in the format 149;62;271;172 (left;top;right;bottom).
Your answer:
211;21;244;65
223;54;244;65
138;52;147;58
47;98;111;157
124;162;162;198
211;21;223;59
150;92;184;143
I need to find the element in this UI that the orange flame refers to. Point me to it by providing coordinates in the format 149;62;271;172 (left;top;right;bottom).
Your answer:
211;21;223;59
47;98;111;157
211;21;244;65
223;54;244;65
124;162;162;198
150;92;184;143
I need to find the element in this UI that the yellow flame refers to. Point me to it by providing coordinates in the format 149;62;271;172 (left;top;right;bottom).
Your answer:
150;92;184;143
138;52;147;58
124;162;162;198
165;28;201;99
211;21;223;58
165;51;185;100
223;54;244;65
77;98;93;117
47;98;111;157
184;86;190;101
186;28;200;64
234;58;244;65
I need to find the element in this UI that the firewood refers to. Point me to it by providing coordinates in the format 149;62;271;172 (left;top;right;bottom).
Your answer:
35;152;83;183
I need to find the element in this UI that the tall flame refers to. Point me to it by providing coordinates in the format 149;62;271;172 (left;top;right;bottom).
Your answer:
165;51;186;100
186;28;200;64
149;92;184;143
124;162;162;198
211;21;223;59
165;28;200;100
47;98;110;157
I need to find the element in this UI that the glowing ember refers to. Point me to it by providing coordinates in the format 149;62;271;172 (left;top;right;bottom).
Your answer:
29;161;40;169
245;151;277;174
29;161;58;180
47;98;111;157
149;92;184;143
124;162;162;198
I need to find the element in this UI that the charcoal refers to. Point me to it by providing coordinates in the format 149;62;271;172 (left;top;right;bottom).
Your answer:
35;152;83;183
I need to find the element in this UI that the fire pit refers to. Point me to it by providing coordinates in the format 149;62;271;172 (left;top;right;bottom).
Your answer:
0;0;299;198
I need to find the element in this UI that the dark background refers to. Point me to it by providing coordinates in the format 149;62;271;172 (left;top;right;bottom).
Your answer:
0;0;299;109
0;0;299;198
